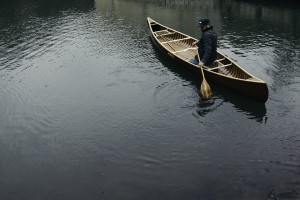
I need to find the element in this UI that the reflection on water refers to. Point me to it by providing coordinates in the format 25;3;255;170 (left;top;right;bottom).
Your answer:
0;0;300;199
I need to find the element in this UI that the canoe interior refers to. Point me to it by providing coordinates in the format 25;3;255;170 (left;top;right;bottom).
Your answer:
149;20;258;81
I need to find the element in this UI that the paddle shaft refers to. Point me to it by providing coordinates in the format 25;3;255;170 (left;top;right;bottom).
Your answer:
197;54;206;79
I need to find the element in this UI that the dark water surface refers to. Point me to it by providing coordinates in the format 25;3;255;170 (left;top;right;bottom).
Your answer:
1;0;300;199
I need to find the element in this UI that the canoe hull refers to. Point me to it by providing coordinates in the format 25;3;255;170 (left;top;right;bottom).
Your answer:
147;18;268;102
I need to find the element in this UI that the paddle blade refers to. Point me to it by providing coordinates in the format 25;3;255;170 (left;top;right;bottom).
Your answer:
200;79;212;99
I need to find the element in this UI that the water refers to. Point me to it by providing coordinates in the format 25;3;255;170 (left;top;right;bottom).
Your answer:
0;0;300;199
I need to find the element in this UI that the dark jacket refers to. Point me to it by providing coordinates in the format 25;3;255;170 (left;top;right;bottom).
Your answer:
196;26;217;65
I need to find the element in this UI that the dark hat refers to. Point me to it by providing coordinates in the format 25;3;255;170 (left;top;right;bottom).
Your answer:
197;18;210;26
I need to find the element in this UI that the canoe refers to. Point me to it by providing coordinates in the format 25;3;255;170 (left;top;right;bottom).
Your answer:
147;17;269;102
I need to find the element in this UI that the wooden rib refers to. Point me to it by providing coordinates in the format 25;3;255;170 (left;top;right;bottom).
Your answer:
178;39;192;49
173;47;197;54
234;67;241;78
239;68;249;79
233;67;239;78
238;68;244;79
218;67;230;75
171;42;184;51
227;66;235;77
161;35;193;52
162;35;176;42
229;66;238;78
208;63;232;71
161;39;182;52
161;38;189;44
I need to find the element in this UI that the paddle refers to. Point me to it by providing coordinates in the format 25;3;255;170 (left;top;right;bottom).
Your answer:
197;53;212;99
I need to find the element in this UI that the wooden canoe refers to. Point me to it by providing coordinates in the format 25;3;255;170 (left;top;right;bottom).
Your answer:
147;17;268;102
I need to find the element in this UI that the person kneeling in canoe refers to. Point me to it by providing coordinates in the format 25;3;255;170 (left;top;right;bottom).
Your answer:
189;18;218;68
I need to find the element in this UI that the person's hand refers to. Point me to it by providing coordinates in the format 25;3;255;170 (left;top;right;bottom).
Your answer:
198;61;204;67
